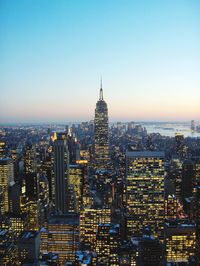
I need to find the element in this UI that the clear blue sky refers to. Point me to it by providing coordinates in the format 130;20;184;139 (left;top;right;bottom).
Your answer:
0;0;200;123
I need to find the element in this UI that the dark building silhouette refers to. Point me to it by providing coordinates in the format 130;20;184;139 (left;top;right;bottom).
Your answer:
9;182;21;215
52;133;69;213
25;173;38;200
181;160;194;200
138;228;162;266
17;231;40;264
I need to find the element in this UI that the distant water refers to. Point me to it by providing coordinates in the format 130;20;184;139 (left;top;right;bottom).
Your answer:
140;122;200;138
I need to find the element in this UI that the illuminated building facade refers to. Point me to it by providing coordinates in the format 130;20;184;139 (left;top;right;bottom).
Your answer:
194;161;200;191
165;220;196;263
41;214;79;264
68;164;84;212
94;82;109;170
126;151;165;238
9;215;27;238
24;142;39;235
24;143;37;174
40;227;48;254
26;199;41;230
0;158;14;214
165;194;178;220
172;159;182;199
52;133;69;213
80;207;111;250
0;141;6;158
39;175;49;208
95;223;120;266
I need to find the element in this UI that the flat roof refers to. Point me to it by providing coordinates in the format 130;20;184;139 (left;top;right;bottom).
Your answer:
20;230;39;239
0;158;12;164
165;221;196;229
0;229;8;237
126;151;165;158
48;214;79;225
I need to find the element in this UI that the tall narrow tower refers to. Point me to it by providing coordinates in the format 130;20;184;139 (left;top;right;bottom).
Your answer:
94;80;109;170
52;133;69;213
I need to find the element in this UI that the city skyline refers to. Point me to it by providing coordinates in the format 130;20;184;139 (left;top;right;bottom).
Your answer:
1;0;200;123
0;56;200;265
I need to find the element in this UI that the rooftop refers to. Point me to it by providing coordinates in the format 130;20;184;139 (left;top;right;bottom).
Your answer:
165;220;196;229
48;213;79;226
126;151;165;158
20;230;39;239
0;158;12;164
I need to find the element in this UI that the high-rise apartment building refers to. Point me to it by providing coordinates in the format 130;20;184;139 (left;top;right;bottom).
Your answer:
126;151;165;239
52;133;69;213
94;82;109;170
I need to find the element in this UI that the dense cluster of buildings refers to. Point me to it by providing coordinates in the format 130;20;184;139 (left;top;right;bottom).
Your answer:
0;86;200;265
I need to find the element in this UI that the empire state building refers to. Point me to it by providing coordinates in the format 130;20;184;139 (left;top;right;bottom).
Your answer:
94;81;109;170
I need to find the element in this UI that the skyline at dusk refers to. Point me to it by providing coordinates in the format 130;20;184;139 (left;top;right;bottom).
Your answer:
0;2;200;263
1;0;200;123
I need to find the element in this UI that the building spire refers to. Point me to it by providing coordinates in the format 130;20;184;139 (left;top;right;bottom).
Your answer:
99;76;103;100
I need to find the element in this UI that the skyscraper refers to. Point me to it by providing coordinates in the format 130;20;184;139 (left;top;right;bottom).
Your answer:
0;158;14;214
126;151;165;239
52;133;69;213
94;80;109;170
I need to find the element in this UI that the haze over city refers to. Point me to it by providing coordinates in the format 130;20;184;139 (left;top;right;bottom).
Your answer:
1;0;200;123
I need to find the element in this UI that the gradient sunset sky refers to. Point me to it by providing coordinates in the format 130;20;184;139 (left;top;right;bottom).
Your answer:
0;0;200;123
